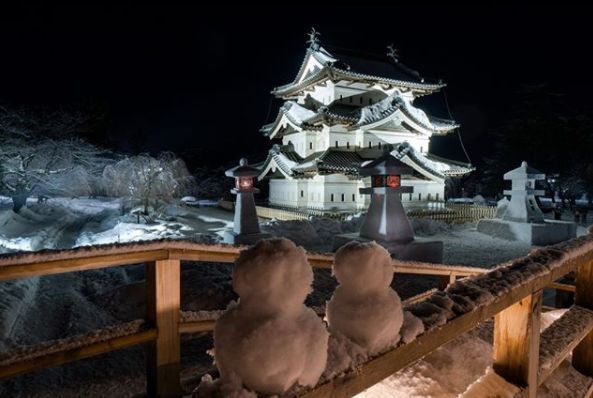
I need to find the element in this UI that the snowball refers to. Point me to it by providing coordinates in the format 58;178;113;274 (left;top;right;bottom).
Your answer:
327;241;403;356
208;238;329;395
232;238;312;317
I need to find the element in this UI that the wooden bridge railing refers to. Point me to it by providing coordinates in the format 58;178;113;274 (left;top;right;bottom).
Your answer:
0;239;484;396
0;235;591;397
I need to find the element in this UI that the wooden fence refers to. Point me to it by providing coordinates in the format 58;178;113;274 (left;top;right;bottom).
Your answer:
0;235;591;397
237;201;498;224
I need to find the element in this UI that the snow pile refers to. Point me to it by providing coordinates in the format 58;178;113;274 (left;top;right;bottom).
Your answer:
327;241;403;355
261;219;319;246
410;217;451;236
460;367;521;398
197;238;328;396
361;309;591;398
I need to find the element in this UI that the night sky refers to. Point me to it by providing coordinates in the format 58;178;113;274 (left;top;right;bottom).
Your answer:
1;3;591;171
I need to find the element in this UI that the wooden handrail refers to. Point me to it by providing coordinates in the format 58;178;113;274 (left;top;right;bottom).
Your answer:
0;235;590;397
0;239;484;281
301;234;593;397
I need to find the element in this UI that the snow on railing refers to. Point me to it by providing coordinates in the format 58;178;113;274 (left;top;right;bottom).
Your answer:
0;234;592;397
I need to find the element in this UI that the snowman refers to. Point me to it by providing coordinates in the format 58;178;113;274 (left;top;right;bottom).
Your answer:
327;241;403;356
212;238;329;395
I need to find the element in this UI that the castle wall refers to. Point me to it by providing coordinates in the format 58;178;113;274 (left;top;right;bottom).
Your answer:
268;175;444;211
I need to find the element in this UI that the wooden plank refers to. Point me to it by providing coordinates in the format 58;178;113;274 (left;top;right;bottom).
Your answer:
538;305;593;384
177;289;441;335
178;320;216;334
0;329;156;380
493;291;542;398
0;250;170;281
573;260;593;376
548;282;576;292
146;259;181;397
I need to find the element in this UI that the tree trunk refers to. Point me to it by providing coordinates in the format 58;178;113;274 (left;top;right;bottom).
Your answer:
12;194;28;213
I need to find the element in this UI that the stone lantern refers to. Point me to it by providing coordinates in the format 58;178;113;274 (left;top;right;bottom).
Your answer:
223;158;270;245
477;161;576;245
501;161;545;223
333;151;443;263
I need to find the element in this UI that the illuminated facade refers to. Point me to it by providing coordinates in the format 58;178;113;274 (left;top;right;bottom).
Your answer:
258;30;473;211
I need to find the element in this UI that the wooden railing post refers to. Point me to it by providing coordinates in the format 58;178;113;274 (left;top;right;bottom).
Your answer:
493;290;542;398
437;273;455;290
146;258;181;397
573;260;593;376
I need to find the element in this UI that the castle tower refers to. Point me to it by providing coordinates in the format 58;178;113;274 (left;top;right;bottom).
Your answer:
257;29;474;212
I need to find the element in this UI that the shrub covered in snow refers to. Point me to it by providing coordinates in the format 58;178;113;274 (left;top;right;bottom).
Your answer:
198;238;328;396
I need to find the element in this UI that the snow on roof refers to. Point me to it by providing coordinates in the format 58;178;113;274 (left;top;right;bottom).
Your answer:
357;91;458;133
273;46;445;97
391;142;473;180
504;161;546;180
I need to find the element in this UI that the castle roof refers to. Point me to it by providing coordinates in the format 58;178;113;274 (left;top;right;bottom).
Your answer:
261;92;458;138
272;45;445;98
257;142;473;182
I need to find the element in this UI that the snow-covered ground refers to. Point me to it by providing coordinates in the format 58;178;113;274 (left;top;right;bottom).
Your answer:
0;197;591;397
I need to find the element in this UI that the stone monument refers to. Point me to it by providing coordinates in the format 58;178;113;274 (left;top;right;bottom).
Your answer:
477;161;576;245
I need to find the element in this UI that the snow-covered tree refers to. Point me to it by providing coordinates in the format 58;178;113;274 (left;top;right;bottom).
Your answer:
103;152;193;215
0;137;114;212
0;103;114;212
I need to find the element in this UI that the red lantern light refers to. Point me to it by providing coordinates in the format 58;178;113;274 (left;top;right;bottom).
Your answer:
386;175;401;188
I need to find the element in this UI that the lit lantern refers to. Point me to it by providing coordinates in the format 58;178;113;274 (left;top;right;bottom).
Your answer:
236;176;254;191
334;149;443;263
223;158;270;245
359;152;415;243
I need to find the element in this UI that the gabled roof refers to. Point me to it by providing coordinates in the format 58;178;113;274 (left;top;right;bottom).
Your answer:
257;141;474;182
261;92;458;138
391;142;474;182
273;46;445;97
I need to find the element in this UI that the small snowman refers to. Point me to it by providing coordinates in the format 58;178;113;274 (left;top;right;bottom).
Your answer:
327;241;403;355
212;238;329;395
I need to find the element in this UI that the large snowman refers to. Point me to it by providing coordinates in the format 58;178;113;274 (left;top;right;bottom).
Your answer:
213;238;329;395
327;241;403;355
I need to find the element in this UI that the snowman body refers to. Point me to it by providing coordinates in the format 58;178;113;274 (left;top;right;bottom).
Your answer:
213;239;329;395
327;241;403;355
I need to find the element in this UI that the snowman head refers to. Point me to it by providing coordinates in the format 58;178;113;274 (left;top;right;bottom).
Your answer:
333;241;393;295
233;238;313;315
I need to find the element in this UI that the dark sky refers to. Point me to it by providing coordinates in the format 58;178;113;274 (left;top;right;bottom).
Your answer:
1;3;591;170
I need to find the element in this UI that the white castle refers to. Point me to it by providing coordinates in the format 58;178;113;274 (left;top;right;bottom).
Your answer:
258;30;473;211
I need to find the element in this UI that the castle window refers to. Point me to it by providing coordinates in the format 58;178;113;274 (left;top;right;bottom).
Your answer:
436;193;440;201
378;142;382;149
352;193;355;201
341;193;345;202
335;140;338;148
309;142;313;150
340;95;343;101
368;142;372;148
349;97;353;103
346;142;350;149
300;190;304;198
418;193;422;201
409;193;413;201
420;146;424;153
331;194;334;202
369;98;372;105
359;97;363;104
